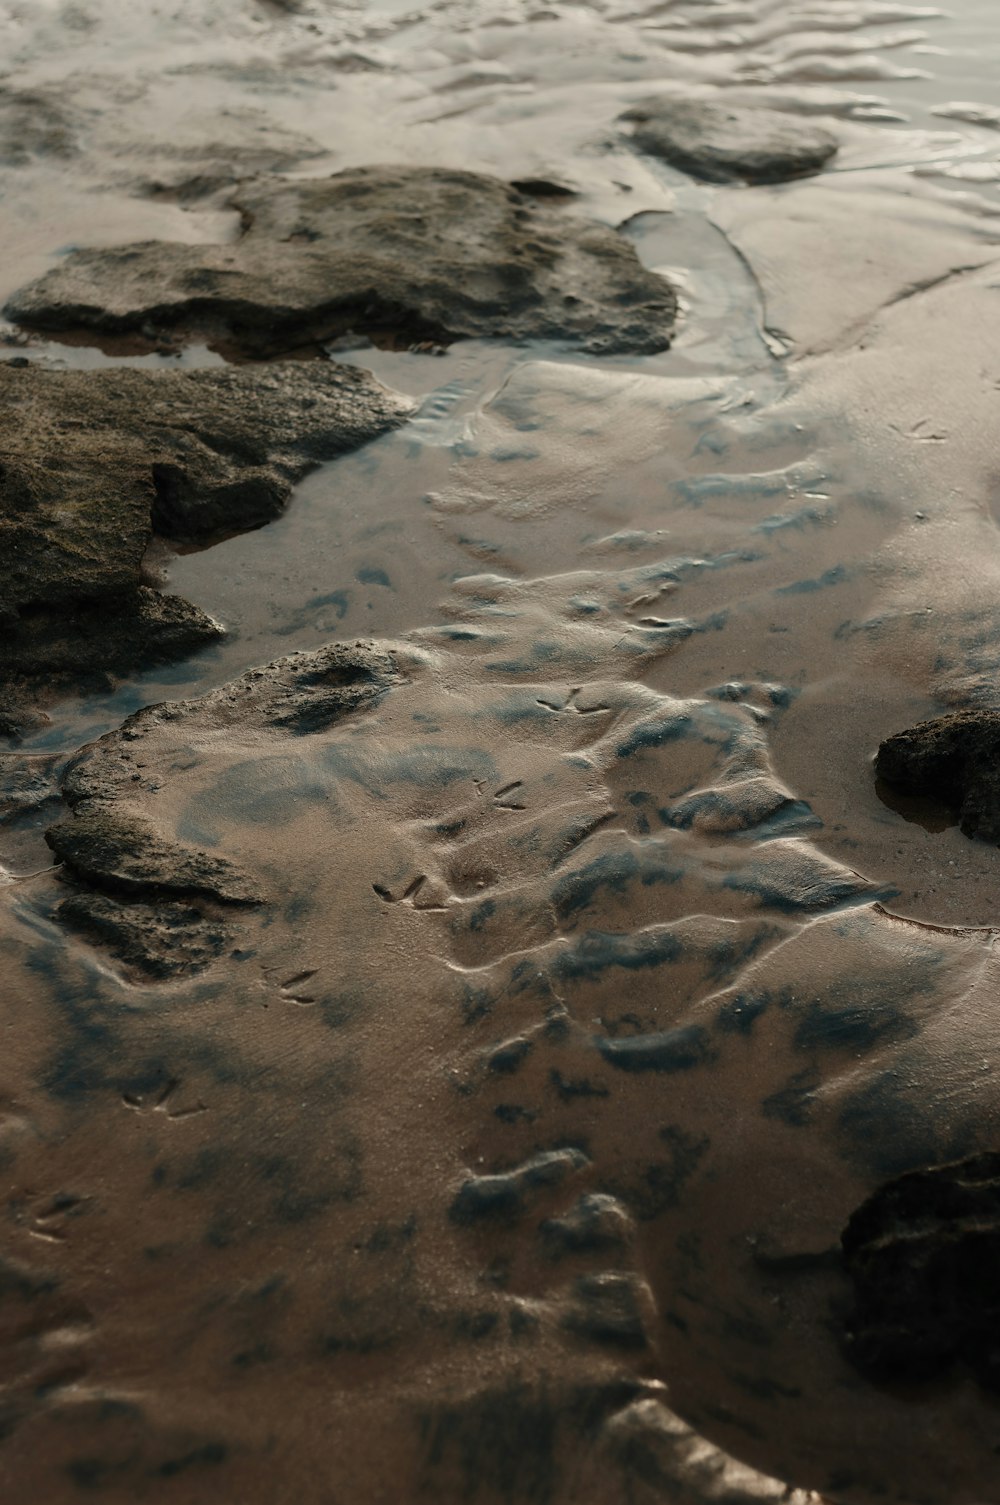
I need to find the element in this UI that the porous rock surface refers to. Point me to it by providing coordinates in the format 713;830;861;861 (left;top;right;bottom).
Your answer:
46;809;261;904
48;642;402;977
842;1152;1000;1389
5;165;678;357
623;97;839;185
875;710;1000;843
0;360;410;734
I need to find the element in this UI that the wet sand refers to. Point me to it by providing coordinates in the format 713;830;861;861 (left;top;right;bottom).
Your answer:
3;1;1000;1501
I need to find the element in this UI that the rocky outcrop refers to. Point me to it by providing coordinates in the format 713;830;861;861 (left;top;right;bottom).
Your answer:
5;166;678;357
46;641;403;978
45;808;261;982
0;360;411;734
46;809;261;904
842;1152;1000;1389
875;710;1000;843
58;640;405;811
623;97;838;185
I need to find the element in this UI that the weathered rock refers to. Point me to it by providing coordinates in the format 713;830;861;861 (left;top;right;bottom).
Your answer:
562;1273;651;1350
6;166;678;357
0;360;410;734
40;640;402;978
46;808;261;904
60;641;404;811
0;359;411;558
623;97;838;185
841;1152;1000;1389
57;892;231;981
875;710;1000;843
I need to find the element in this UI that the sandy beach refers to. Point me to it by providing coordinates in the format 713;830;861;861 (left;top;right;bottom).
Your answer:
2;1;1000;1500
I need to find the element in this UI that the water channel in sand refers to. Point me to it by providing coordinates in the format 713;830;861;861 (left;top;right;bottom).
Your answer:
3;1;1000;1502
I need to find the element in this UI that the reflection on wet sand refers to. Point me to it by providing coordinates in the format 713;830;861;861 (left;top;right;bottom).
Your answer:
3;0;1000;1501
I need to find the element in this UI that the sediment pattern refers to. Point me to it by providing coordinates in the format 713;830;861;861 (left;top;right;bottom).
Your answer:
2;0;1000;1501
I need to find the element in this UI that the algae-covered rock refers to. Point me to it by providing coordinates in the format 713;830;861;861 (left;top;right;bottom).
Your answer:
623;97;838;185
875;710;1000;844
6;166;678;357
0;360;411;734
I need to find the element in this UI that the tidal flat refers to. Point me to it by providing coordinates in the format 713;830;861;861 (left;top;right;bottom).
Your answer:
2;1;1000;1501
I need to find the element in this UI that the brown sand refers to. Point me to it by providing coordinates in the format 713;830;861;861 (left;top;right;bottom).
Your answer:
3;1;1000;1502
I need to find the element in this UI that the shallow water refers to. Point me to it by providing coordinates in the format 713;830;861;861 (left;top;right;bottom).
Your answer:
3;1;1000;1502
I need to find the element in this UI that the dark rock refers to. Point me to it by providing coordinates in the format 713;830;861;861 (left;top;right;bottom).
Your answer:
46;809;261;905
841;1152;1000;1389
449;1148;590;1226
57;892;231;980
6;166;677;357
876;711;1000;843
0;362;409;734
623;97;838;185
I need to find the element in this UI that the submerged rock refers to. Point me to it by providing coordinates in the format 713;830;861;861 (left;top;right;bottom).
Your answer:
6;166;678;357
875;710;1000;843
0;361;410;734
623;97;838;185
842;1152;1000;1389
60;640;404;806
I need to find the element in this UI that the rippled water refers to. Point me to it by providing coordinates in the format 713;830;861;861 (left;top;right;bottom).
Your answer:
3;2;1000;1502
